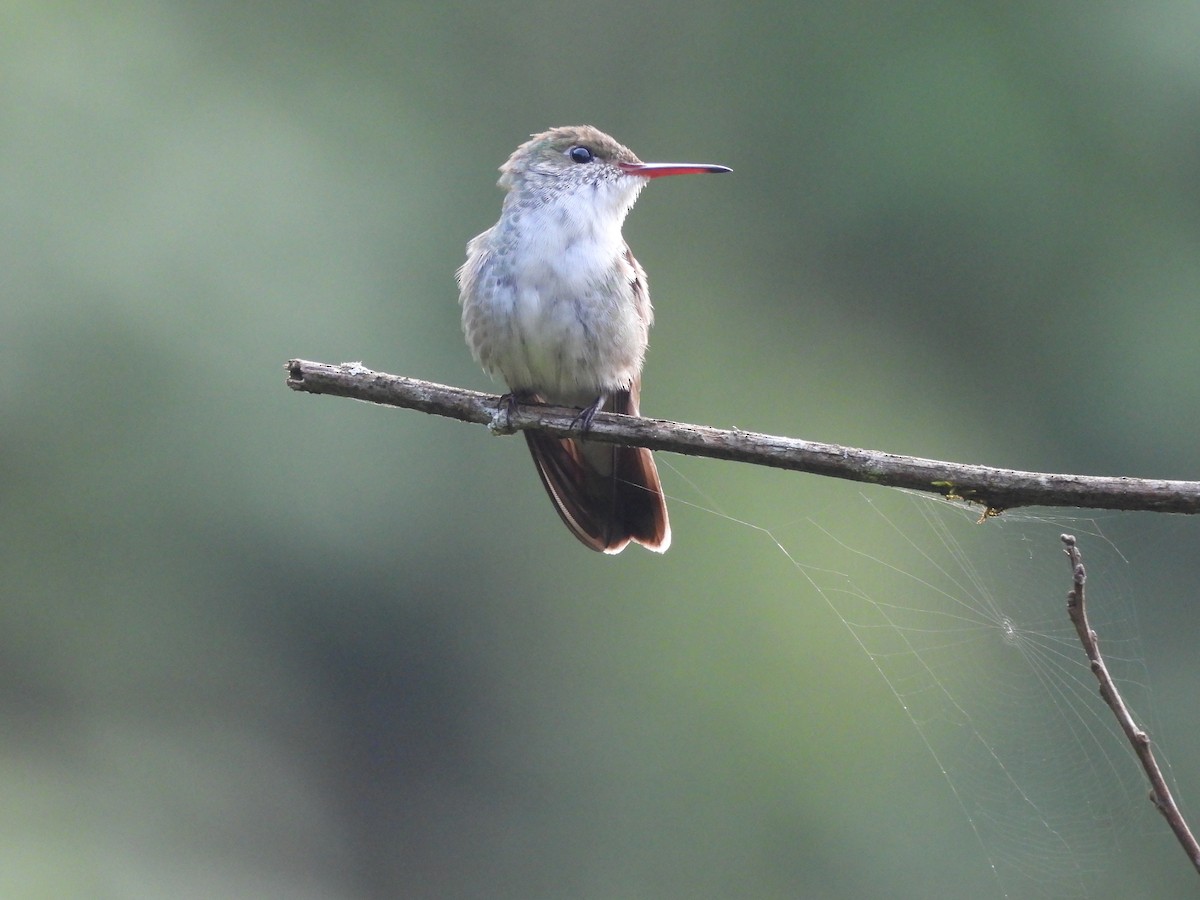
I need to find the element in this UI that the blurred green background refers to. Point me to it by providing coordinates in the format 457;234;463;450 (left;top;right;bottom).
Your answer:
5;3;1200;897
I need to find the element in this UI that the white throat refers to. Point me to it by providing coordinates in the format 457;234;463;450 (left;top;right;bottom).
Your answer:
508;176;645;286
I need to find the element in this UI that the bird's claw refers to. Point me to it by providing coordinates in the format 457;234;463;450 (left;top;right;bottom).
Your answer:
571;395;606;435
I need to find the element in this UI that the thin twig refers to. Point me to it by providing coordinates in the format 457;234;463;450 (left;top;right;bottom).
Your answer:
1060;534;1200;875
285;359;1200;515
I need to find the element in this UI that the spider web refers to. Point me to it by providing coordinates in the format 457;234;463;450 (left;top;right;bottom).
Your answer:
666;469;1165;898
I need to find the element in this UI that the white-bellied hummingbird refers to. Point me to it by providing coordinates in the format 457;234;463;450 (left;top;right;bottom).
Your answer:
457;126;730;553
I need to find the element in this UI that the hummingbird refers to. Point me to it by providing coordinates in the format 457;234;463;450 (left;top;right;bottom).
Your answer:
457;126;730;553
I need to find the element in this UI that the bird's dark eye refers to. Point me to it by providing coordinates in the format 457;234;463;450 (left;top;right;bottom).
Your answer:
568;146;594;164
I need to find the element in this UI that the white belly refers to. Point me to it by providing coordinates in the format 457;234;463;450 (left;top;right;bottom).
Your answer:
461;228;648;402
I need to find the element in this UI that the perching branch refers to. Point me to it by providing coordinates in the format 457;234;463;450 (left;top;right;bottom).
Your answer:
1060;535;1200;876
289;359;1200;875
285;359;1200;515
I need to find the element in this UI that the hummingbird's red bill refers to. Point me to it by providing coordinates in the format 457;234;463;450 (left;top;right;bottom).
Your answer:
619;161;732;178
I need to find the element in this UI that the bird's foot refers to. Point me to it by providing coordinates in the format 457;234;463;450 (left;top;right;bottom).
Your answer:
489;392;524;434
570;394;606;435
